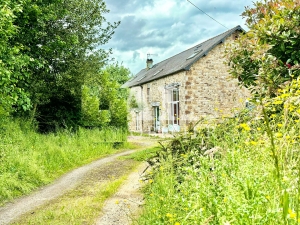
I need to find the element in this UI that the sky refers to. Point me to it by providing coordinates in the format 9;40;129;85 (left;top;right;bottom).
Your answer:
103;0;254;75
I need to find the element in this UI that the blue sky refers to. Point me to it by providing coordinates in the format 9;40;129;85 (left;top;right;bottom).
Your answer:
103;0;254;75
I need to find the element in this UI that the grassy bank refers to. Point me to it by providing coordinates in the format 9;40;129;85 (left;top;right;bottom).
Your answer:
138;80;300;224
0;119;127;206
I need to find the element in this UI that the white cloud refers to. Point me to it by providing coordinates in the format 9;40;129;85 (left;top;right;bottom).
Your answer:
103;0;254;74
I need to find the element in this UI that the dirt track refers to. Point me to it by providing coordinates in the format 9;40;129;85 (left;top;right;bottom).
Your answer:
0;136;157;225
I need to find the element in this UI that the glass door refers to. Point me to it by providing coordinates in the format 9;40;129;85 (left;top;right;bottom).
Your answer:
153;106;160;132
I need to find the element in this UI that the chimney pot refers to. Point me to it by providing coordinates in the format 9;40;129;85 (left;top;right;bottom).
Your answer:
146;58;153;69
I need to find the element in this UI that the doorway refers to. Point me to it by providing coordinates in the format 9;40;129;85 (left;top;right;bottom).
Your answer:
153;106;160;132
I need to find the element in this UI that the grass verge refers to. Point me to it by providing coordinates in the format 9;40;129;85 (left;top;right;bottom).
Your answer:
12;159;140;225
0;119;128;206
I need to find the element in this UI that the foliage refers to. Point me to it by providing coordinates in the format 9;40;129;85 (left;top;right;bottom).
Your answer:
0;0;31;116
81;85;110;127
0;0;131;132
226;0;300;96
3;0;120;131
82;63;131;129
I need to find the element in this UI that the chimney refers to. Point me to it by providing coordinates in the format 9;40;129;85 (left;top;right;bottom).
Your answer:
146;58;153;69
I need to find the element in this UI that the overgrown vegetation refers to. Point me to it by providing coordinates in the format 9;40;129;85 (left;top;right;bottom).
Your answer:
0;119;127;206
138;79;300;224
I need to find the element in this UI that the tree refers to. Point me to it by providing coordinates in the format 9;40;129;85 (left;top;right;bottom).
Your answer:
0;0;31;117
81;63;131;129
9;0;119;131
226;0;300;96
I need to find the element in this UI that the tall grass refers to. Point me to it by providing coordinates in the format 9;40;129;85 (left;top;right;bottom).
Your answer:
138;79;300;224
0;119;127;206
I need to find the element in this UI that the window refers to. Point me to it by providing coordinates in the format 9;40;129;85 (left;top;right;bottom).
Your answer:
166;88;180;126
147;87;150;102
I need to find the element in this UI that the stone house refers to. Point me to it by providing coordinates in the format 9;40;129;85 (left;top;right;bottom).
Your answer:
123;25;250;132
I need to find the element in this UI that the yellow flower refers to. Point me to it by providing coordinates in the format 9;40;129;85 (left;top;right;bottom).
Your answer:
273;100;283;105
281;93;290;98
239;123;251;131
266;195;271;200
250;141;258;146
166;213;173;218
174;222;180;225
257;127;261;131
288;209;296;219
275;132;283;138
277;124;283;127
289;105;296;111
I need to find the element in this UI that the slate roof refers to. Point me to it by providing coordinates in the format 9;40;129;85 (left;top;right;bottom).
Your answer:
122;25;244;88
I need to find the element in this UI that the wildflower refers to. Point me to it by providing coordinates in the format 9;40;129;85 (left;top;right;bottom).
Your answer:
288;209;296;219
275;132;283;138
250;141;258;146
149;179;153;184
277;124;283;127
174;222;180;225
239;123;251;131
115;200;119;204
289;105;296;111
166;213;173;218
273;100;283;105
266;195;271;200
257;127;261;131
281;93;290;98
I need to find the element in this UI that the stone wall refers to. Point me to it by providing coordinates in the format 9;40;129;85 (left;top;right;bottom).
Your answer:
128;31;250;132
128;71;187;132
184;31;250;124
